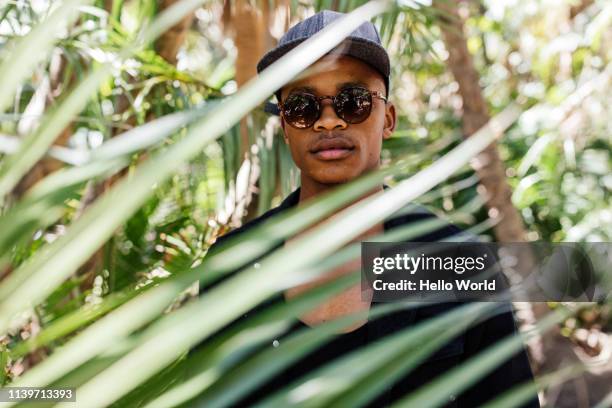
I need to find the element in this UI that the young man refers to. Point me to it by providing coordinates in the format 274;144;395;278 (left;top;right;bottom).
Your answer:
200;10;539;407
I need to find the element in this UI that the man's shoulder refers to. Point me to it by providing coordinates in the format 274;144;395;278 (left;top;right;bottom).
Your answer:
212;203;286;248
384;203;471;242
201;196;297;291
210;188;300;251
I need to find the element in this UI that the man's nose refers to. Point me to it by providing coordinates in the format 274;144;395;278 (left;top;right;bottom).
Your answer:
313;100;347;131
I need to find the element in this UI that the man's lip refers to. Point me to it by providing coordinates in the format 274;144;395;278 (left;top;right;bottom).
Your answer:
312;148;354;160
310;138;355;153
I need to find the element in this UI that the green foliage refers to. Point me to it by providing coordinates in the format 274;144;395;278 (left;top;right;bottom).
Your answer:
0;0;609;407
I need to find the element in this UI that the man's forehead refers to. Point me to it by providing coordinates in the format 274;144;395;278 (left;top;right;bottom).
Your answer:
282;56;384;96
287;81;369;94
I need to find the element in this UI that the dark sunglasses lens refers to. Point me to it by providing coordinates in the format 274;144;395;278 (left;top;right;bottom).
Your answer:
335;87;372;124
283;94;319;128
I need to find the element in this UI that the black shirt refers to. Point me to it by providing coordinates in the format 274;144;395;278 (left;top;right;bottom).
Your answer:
194;187;540;407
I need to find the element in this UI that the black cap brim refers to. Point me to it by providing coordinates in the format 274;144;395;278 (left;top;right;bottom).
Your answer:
264;101;281;115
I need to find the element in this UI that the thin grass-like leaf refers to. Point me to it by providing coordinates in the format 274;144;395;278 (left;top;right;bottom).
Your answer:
8;278;158;359
7;166;396;394
0;158;126;263
143;272;360;408
6;4;397;394
252;303;499;408
0;1;393;336
139;210;484;407
480;363;587;408
0;0;91;113
0;0;214;199
391;306;578;407
594;391;612;408
68;104;520;407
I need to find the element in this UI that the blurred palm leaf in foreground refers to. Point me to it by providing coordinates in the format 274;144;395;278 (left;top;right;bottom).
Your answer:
0;0;610;407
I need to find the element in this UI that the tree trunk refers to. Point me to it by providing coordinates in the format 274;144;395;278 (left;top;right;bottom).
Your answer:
226;0;270;158
12;52;73;197
433;0;546;372
435;1;527;243
223;1;282;222
155;0;196;65
570;0;594;19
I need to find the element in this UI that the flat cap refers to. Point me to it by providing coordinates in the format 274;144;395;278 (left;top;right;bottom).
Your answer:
257;11;390;114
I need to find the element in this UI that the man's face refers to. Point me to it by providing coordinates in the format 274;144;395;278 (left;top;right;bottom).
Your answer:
279;55;396;186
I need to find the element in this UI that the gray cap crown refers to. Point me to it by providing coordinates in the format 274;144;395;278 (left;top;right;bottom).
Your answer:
257;10;390;100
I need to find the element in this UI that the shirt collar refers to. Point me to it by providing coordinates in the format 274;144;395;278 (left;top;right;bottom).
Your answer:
275;184;399;232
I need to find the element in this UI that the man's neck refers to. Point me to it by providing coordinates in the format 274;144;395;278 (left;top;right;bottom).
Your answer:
298;178;384;212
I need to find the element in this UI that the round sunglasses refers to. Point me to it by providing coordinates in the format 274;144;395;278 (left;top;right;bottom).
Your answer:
278;86;387;129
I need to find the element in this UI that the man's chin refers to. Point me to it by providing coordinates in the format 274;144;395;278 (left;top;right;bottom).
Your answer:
311;172;360;185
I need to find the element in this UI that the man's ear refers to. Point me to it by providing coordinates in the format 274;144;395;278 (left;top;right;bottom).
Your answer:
383;101;396;140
